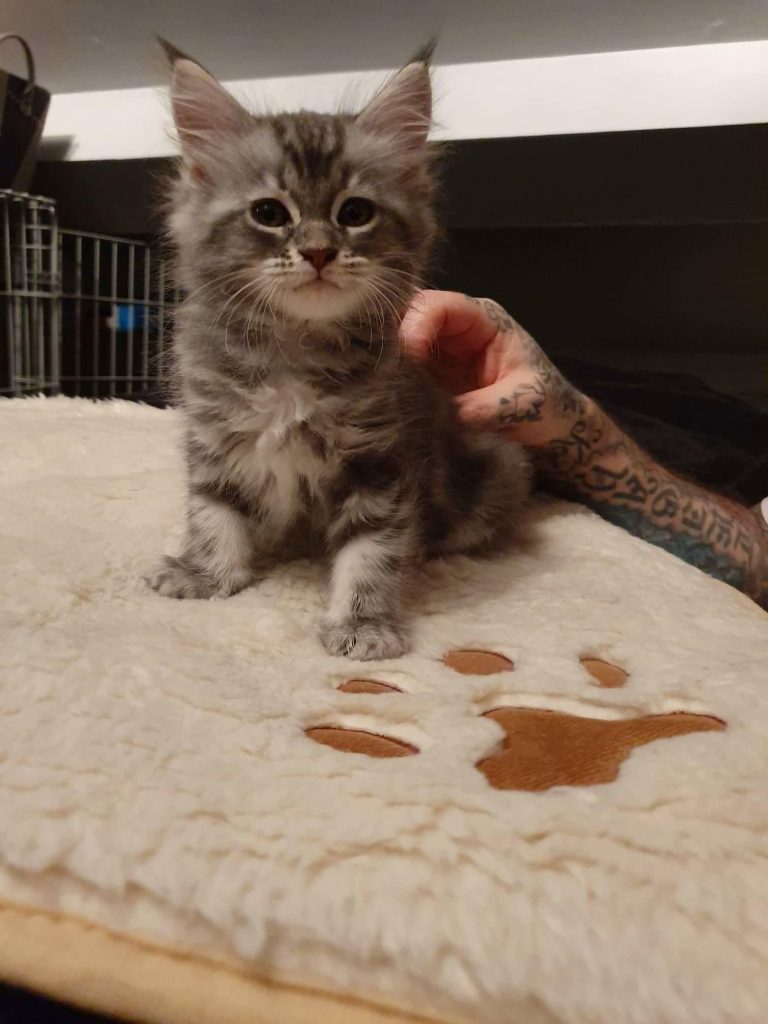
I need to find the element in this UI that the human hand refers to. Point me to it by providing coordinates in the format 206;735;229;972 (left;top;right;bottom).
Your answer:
400;290;587;446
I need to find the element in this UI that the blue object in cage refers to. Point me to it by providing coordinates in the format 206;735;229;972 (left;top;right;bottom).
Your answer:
113;304;148;330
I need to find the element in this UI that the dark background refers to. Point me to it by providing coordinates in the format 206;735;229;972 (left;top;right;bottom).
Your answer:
32;122;768;505
0;987;112;1023
33;123;768;374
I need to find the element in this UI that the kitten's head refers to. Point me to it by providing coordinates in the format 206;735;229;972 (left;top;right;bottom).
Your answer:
163;40;436;329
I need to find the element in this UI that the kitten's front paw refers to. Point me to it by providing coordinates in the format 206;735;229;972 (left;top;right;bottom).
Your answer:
146;556;252;600
321;620;408;661
146;557;218;599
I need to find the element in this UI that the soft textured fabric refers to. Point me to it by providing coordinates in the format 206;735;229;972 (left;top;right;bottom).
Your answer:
1;396;768;1024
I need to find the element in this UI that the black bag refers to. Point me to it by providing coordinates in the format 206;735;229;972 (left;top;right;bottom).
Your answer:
0;34;50;191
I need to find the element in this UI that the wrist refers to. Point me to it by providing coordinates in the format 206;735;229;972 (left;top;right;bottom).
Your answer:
528;395;627;489
527;393;606;454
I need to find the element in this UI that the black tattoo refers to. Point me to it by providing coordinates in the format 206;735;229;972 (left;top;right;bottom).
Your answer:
468;296;587;423
578;463;630;495
463;292;768;605
588;502;751;592
498;381;546;425
613;472;648;504
681;500;706;532
540;418;605;474
650;487;680;520
537;403;768;606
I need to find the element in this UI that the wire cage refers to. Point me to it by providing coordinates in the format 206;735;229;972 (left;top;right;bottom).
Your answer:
1;188;179;401
59;229;180;400
0;189;59;396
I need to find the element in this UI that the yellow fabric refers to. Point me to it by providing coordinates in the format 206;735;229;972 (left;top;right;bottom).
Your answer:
0;898;465;1024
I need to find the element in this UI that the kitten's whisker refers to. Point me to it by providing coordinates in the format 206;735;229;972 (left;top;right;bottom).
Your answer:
359;279;399;371
223;279;262;351
247;280;279;347
244;282;270;347
366;275;403;323
259;281;289;364
374;257;425;278
364;282;387;346
261;283;282;346
214;276;265;325
182;269;250;305
374;267;427;301
364;274;413;372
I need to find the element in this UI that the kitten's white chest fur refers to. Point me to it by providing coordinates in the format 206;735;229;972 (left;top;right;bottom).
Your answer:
215;375;333;526
231;377;316;438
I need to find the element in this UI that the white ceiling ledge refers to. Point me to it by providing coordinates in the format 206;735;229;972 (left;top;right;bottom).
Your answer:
41;40;768;162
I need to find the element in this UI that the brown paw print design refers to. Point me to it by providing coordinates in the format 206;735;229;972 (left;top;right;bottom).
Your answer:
306;650;725;791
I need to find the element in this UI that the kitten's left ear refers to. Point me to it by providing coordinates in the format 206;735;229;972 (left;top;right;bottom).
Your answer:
158;37;250;172
356;43;434;152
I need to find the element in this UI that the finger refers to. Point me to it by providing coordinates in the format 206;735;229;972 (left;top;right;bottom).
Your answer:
455;377;543;432
454;382;507;427
399;290;498;361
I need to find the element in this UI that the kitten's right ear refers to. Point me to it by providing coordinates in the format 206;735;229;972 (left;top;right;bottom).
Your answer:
356;42;434;153
158;37;250;175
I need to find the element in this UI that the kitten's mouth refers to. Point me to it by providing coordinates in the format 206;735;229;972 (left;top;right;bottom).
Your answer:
279;274;360;321
294;277;341;293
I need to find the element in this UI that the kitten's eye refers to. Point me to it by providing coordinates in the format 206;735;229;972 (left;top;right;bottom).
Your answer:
337;197;375;228
249;199;291;228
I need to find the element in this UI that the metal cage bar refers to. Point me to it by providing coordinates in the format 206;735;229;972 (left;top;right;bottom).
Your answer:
1;188;177;401
58;228;176;400
0;189;59;396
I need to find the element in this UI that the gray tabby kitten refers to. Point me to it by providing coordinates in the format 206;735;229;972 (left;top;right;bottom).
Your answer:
148;41;529;660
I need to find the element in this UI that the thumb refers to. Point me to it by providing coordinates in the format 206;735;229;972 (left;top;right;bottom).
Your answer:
399;289;441;361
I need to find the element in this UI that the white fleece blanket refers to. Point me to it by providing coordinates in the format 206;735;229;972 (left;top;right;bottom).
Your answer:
1;396;768;1024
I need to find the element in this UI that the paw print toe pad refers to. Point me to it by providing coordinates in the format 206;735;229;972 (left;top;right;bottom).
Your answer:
337;679;401;695
306;727;417;758
444;649;514;675
580;656;629;688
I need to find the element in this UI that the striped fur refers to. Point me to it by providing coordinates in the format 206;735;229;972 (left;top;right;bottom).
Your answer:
147;45;530;659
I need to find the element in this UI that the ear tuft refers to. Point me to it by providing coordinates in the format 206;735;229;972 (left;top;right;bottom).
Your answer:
162;40;250;168
410;38;437;67
156;35;192;68
356;48;433;153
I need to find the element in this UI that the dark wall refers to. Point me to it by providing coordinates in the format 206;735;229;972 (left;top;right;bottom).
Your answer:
436;223;768;359
32;123;768;392
439;125;768;229
32;124;768;233
34;158;170;237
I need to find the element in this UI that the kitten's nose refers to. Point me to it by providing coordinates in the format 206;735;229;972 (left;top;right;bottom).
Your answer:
300;247;337;271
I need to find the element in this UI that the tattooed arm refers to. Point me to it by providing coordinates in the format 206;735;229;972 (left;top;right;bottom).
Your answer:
401;290;768;607
536;398;768;605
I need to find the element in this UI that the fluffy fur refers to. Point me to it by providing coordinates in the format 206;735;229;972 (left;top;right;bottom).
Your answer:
147;42;529;659
3;397;768;1024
